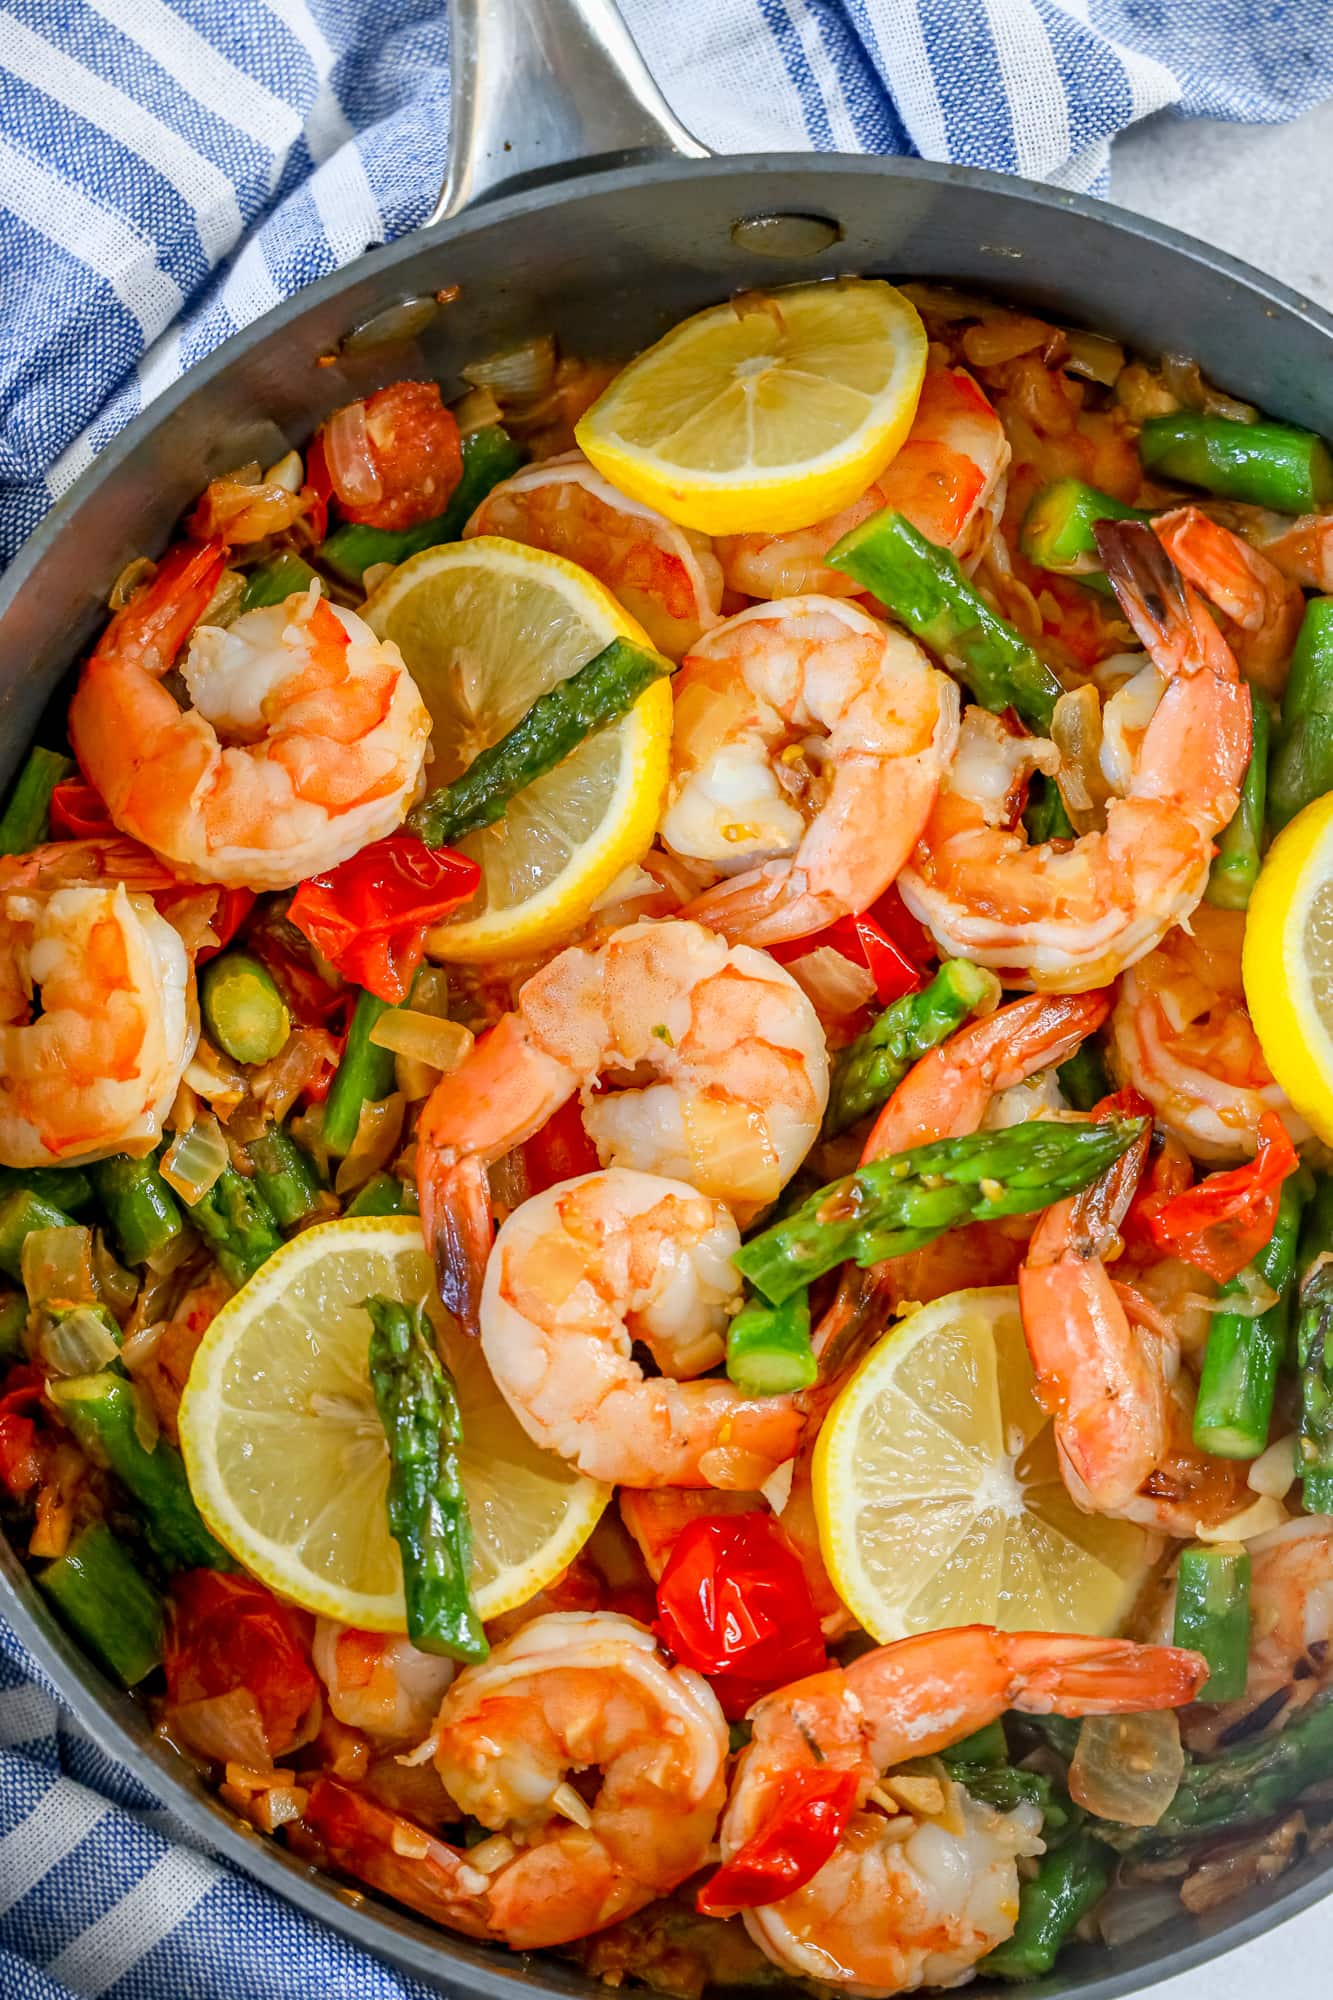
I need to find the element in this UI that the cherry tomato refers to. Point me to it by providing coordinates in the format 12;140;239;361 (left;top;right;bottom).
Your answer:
521;1098;600;1196
48;779;114;839
1121;1130;1193;1258
1148;1110;1300;1283
696;1766;861;1914
655;1514;827;1719
0;1367;46;1502
165;1570;319;1754
288;831;479;1003
194;887;257;964
319;383;463;532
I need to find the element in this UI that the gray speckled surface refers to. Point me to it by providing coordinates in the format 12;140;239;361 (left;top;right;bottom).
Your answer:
1106;97;1333;2000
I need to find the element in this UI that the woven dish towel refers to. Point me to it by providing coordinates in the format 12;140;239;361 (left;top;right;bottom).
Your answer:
3;2;1333;1994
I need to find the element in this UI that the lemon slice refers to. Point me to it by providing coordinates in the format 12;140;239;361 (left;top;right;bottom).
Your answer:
813;1288;1155;1642
1243;792;1333;1144
178;1218;608;1628
574;278;928;536
362;536;672;961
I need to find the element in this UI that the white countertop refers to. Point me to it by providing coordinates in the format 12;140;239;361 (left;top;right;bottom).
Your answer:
1097;96;1333;2000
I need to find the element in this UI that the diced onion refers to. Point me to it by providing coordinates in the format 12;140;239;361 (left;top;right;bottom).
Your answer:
451;386;504;436
161;1114;229;1202
165;1690;271;1768
199;568;247;630
323;400;383;507
120;1319;168;1374
251;1028;341;1125
1179;1264;1278;1321
1249;1432;1300;1499
130;1377;160;1455
39;1308;121;1378
409;964;451;1018
92;1236;138;1322
107;556;157;611
1161;353;1259;424
334;1092;406;1196
1097;1881;1183;1948
185;1040;249;1113
1196;1494;1287;1543
264;449;303;493
1063;329;1126;386
368;1009;474;1072
21;1225;98;1310
782;945;877;1023
1050;686;1110;833
461;333;557;401
361;562;395;596
961;315;1052;368
1070;1712;1183;1826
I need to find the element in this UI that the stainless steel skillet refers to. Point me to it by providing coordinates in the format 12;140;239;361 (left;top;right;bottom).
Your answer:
2;2;1332;1991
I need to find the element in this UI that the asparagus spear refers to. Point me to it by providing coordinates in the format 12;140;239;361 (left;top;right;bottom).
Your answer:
0;747;76;855
1021;772;1075;845
1056;1038;1113;1113
982;1831;1110;1981
183;1164;282;1288
0;1188;78;1282
240;551;318;612
88;1156;184;1267
38;1520;166;1686
49;1373;233;1571
1205;686;1269;911
826;509;1064;732
1172;1543;1251;1702
244;1126;327;1230
824;960;1000;1137
1268;599;1333;830
200;951;292;1065
409;637;674;849
365;1296;487;1662
1193;1169;1307;1458
1019;479;1149;593
0;1166;93;1214
0;1292;26;1362
1139;413;1333;515
322;987;398;1156
319;425;523;586
1296;1174;1333;1514
726;1291;816;1395
344;1171;419;1218
735;1116;1146;1305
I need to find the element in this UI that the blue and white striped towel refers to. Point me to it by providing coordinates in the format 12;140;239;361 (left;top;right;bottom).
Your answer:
2;2;1333;1994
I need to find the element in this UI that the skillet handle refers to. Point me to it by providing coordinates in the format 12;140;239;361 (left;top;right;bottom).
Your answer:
433;0;708;222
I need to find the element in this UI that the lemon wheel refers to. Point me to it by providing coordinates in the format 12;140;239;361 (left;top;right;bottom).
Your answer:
813;1288;1156;1642
363;536;671;962
178;1218;608;1628
1243;792;1333;1143
575;278;928;535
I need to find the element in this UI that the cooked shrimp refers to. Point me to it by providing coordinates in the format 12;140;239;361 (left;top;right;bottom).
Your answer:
719;1626;1206;1994
304;1613;726;1949
716;369;1010;599
480;1168;803;1488
1154;505;1304;693
1222;504;1333;594
618;1487;766;1581
1110;906;1304;1162
660;598;959;947
899;522;1252;990
0;839;198;1167
311;1622;456;1747
68;544;431;890
465;450;723;659
417;917;828;1320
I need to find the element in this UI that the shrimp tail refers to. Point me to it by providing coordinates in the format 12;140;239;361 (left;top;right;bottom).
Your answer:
97;539;229;674
423;1154;493;1337
681;864;829;949
1095;520;1204;661
998;1631;1209;1714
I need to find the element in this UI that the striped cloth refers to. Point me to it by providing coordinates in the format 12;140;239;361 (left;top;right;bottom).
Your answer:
1;2;1332;1994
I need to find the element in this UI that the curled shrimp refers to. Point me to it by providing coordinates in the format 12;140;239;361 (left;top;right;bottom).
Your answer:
1154;505;1305;694
1110;906;1304;1163
68;545;431;890
899;521;1252;990
465;450;723;659
0;838;198;1167
1220;503;1333;595
480;1168;802;1489
659;597;959;948
716;369;1010;599
474;1168;800;1488
417;917;828;1320
718;1625;1206;1994
311;1622;456;1748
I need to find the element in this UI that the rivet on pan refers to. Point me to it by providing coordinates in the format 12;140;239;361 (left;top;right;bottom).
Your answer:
340;294;442;355
730;213;843;258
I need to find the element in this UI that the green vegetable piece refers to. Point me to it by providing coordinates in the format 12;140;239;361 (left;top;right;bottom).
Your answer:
726;1292;816;1395
322;987;398;1156
183;1164;283;1289
366;1296;487;1662
824;960;1000;1137
50;1373;233;1571
942;1719;1008;1770
1269;599;1333;830
1194;1168;1307;1459
239;552;319;612
0;1292;27;1362
88;1155;184;1267
1019;479;1148;593
409;636;674;849
1139;412;1333;516
1296;1174;1333;1514
827;509;1064;732
318;425;524;585
1172;1543;1251;1702
0;1188;77;1282
1206;686;1269;911
0;747;75;856
245;1126;327;1230
0;1166;94;1214
1055;1038;1113;1114
38;1520;166;1686
345;1172;419;1219
200;951;292;1066
982;1831;1110;1980
735;1116;1146;1306
1021;771;1075;845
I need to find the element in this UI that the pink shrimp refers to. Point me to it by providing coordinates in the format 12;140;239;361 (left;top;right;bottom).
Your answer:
1154;505;1305;693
